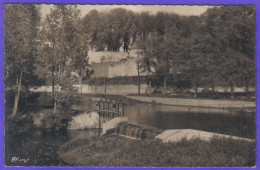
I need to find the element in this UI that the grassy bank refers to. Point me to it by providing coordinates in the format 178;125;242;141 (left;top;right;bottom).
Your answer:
58;135;255;167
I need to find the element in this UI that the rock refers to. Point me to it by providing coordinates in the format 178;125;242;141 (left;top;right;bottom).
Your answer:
68;112;99;129
102;117;128;135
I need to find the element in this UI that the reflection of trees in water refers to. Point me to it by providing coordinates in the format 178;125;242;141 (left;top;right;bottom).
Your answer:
124;104;255;139
5;127;101;166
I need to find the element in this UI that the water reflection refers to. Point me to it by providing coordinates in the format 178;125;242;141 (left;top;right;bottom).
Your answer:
124;104;255;139
5;128;100;166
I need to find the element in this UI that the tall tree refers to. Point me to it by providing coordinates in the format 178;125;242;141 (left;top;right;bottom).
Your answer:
81;10;105;51
201;6;255;98
137;38;156;95
5;4;41;117
136;12;154;41
71;19;92;93
42;5;82;112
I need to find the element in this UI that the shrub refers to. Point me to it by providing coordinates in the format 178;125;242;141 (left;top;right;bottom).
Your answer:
40;110;73;131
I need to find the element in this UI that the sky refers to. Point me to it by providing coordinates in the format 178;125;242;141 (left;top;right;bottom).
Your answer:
41;5;213;18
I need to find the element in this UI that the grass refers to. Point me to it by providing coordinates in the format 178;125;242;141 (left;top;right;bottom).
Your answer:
58;135;255;167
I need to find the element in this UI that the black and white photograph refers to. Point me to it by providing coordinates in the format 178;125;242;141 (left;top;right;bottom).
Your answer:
4;4;256;167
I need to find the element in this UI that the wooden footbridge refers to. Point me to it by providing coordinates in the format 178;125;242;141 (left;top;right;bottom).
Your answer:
96;99;125;119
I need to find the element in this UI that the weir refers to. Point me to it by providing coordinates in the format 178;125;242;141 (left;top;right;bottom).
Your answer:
103;117;255;142
115;122;163;140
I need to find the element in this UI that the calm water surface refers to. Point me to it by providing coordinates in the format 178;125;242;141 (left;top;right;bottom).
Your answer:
6;99;255;165
71;102;255;139
5;129;100;165
125;104;255;139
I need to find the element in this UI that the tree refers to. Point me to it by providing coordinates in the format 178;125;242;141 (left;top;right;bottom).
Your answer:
201;6;255;98
154;12;180;36
137;38;156;95
5;4;41;117
71;19;92;93
136;12;154;41
81;10;105;51
41;5;83;112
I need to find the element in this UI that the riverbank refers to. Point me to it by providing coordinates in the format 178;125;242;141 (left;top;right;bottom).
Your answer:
58;135;255;167
32;91;255;111
126;95;255;109
30;85;255;102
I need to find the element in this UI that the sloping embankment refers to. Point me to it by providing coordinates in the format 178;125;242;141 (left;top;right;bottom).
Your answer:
126;96;255;108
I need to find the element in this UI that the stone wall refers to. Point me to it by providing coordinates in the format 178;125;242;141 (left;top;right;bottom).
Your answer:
126;96;255;108
108;58;138;77
91;62;110;77
91;57;146;78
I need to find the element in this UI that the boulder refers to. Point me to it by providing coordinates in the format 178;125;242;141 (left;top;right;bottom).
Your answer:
102;117;128;135
68;112;99;129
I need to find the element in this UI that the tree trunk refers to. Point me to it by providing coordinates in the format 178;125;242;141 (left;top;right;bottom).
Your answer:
245;77;249;97
11;71;23;118
58;64;61;89
53;88;58;114
138;77;140;96
230;83;235;99
53;99;57;114
245;84;249;97
79;71;83;94
52;65;55;106
137;62;140;96
94;79;97;93
194;82;198;98
104;77;107;94
163;76;167;96
149;80;152;95
211;78;215;96
54;64;61;114
185;76;188;93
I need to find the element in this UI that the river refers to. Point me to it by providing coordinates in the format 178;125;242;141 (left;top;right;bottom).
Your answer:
71;102;255;139
5;96;255;166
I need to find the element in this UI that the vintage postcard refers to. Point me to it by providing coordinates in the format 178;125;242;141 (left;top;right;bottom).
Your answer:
1;1;259;168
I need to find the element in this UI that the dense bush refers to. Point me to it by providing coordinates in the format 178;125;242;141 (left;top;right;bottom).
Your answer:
5;90;41;112
38;110;73;132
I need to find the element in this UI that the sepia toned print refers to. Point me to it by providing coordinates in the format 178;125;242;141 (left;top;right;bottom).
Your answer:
4;4;255;167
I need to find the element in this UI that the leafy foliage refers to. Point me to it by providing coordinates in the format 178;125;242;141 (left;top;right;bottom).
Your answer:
5;4;43;116
136;6;255;96
4;4;41;88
